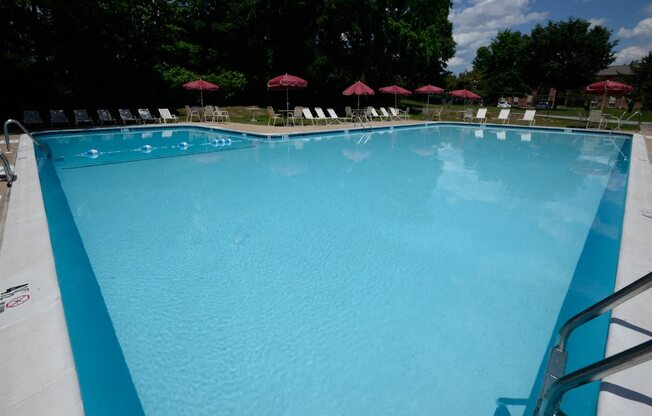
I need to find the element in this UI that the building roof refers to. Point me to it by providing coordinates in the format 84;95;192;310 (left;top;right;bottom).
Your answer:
597;65;634;77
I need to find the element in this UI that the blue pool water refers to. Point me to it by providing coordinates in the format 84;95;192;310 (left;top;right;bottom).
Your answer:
37;125;630;415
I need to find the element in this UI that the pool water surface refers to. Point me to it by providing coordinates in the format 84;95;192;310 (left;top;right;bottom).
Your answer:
37;125;630;415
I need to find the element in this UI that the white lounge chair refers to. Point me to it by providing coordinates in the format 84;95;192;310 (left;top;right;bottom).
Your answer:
366;106;385;121
287;106;303;126
463;108;473;121
326;108;345;124
429;107;443;121
388;107;402;119
214;106;230;122
493;109;510;124
474;108;487;123
302;107;317;124
159;108;179;123
379;107;392;119
518;110;536;126
314;107;330;124
49;110;69;126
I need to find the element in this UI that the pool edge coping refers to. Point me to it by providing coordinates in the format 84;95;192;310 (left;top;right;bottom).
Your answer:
596;134;652;416
0;125;648;415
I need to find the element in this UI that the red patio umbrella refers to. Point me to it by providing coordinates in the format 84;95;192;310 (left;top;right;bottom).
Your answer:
449;89;481;100
343;81;375;109
584;80;633;109
378;85;412;108
415;84;445;111
183;79;219;107
267;73;308;113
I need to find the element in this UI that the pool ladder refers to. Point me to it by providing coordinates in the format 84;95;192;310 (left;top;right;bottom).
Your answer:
1;119;51;187
535;271;652;416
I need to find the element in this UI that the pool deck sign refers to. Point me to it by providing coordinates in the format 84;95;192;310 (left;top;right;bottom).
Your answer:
0;283;30;314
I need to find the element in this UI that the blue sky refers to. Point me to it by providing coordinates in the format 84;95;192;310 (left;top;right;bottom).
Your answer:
448;0;652;73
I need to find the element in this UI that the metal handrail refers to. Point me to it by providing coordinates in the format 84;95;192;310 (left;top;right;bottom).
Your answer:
0;152;15;186
614;111;642;131
535;271;652;415
538;340;652;416
4;119;50;156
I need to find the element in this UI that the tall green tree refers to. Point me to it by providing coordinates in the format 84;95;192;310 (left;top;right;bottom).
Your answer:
523;18;616;96
630;51;652;109
471;30;530;101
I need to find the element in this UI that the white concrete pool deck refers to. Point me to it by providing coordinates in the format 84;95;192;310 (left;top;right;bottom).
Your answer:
0;123;650;415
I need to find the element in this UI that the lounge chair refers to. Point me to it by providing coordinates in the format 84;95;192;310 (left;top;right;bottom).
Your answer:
203;105;216;122
302;108;317;125
287;106;303;126
267;106;284;126
23;110;44;126
97;109;118;125
400;107;411;119
366;106;386;121
585;109;603;129
493;109;510;124
138;108;159;124
73;109;94;127
314;107;330;124
473;108;487;123
326;108;345;124
379;107;392;119
185;105;202;122
118;109;139;124
49;110;69;126
159;108;179;123
518;110;536;126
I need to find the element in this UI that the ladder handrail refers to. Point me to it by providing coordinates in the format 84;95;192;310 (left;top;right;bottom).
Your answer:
615;111;642;131
0;152;15;187
537;339;652;416
535;271;652;415
558;272;652;350
4;119;50;156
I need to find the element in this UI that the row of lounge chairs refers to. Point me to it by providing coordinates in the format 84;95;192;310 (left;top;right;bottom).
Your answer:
461;108;536;126
266;106;412;126
22;108;181;127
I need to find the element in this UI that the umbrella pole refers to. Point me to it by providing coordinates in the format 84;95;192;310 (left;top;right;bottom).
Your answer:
601;92;606;110
200;89;204;108
286;88;289;113
394;94;397;109
426;94;430;111
357;95;360;110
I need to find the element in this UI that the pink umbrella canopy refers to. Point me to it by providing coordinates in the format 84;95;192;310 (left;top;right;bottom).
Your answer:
343;81;375;108
267;73;308;112
182;79;219;107
414;84;445;110
378;85;412;107
584;80;633;95
449;89;481;100
584;80;634;109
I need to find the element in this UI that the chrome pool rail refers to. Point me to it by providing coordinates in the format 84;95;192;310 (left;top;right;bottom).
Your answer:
1;119;51;187
535;271;652;416
3;119;50;156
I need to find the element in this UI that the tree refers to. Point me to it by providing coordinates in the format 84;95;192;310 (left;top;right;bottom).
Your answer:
630;51;652;110
523;18;616;97
471;30;530;102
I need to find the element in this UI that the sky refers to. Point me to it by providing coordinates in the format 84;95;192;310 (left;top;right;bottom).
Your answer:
447;0;652;73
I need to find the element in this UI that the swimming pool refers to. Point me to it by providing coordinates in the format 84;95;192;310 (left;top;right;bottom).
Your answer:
36;124;630;415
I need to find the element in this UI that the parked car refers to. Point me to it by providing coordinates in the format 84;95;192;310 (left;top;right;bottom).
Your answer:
497;101;511;108
535;101;550;110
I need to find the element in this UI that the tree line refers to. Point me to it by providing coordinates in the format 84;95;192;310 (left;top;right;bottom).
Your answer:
0;0;455;119
445;18;652;110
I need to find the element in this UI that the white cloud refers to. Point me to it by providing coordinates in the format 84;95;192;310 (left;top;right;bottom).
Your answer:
588;18;608;29
447;0;548;72
617;18;652;39
614;46;649;64
645;4;652;14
